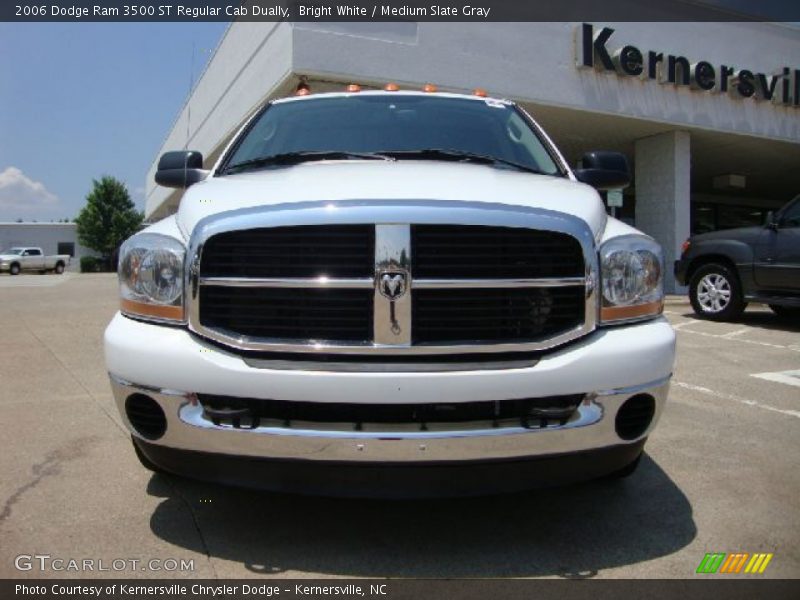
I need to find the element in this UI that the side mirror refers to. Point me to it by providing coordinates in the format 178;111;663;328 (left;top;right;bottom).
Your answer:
573;151;631;190
155;151;209;188
765;211;779;230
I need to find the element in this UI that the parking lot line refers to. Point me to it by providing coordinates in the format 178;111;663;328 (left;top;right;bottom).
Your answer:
751;370;800;389
0;273;75;287
19;313;126;435
676;328;800;352
674;381;800;419
720;328;749;339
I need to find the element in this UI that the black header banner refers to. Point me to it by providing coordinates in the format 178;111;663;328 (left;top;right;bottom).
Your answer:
4;579;800;600
4;0;800;22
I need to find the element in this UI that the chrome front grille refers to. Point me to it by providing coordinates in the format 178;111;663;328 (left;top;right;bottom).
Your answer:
412;287;586;344
187;201;597;356
200;224;374;278
411;224;584;278
199;286;374;342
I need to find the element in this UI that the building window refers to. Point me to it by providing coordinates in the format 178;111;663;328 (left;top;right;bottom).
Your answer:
691;203;716;234
57;242;75;257
691;203;770;234
779;199;800;228
717;205;767;230
601;191;636;227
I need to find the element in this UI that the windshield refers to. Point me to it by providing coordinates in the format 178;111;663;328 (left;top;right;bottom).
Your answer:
222;95;562;176
2;248;23;255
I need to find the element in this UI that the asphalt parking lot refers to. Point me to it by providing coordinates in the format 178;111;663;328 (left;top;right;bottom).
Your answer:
1;273;798;579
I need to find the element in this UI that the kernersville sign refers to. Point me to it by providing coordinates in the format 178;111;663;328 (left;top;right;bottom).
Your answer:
577;23;799;107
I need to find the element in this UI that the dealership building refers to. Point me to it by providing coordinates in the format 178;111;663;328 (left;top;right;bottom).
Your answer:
146;21;800;291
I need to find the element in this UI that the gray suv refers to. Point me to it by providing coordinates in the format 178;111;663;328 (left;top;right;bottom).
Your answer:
675;196;800;320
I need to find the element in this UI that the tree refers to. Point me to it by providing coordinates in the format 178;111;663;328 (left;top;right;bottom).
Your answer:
75;176;144;265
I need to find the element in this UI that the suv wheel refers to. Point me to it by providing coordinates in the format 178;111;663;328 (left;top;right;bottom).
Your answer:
689;263;746;321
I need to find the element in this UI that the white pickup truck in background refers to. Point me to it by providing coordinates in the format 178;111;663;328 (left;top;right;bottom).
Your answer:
0;247;70;275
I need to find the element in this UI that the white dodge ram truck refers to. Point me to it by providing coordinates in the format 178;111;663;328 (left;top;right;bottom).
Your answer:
105;90;675;496
0;247;70;275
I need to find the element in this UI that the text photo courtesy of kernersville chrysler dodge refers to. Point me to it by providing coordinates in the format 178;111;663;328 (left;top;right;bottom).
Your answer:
104;89;675;497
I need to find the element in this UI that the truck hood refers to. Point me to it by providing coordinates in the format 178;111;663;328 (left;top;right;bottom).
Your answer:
0;254;20;261
175;161;607;239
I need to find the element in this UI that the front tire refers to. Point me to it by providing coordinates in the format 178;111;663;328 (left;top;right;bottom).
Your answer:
9;263;20;276
689;263;746;321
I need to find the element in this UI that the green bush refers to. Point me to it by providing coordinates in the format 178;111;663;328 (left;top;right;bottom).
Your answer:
75;176;143;259
80;256;99;273
80;256;115;272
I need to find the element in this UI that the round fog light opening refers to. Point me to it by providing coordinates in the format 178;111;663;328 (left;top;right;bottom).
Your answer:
125;394;167;440
615;394;655;441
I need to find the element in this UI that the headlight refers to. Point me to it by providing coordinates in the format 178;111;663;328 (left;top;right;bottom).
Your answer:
599;235;664;323
118;233;185;323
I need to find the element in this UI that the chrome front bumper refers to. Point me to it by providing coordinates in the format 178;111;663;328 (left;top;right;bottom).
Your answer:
110;374;670;464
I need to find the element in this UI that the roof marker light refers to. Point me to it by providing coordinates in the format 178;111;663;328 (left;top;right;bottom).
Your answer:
295;81;311;96
384;83;400;91
473;88;488;97
346;84;362;93
422;83;438;93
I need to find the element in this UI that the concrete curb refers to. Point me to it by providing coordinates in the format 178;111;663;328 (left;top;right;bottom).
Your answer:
665;295;690;306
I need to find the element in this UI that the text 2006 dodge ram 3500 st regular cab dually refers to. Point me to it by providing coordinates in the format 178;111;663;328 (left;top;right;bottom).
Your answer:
105;90;675;496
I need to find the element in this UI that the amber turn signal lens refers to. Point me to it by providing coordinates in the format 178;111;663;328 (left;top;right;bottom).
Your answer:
422;83;438;93
600;300;664;323
346;84;362;92
384;83;400;91
121;298;184;322
473;88;488;97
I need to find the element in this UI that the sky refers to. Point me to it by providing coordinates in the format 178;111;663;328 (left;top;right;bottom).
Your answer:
1;12;796;224
0;22;228;222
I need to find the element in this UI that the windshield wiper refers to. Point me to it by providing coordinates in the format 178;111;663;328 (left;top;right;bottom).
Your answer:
380;149;549;176
222;151;394;174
